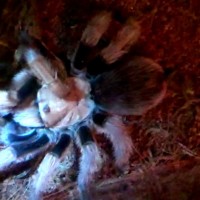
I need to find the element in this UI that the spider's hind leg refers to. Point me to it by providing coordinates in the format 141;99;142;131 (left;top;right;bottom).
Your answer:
75;125;104;200
93;111;133;173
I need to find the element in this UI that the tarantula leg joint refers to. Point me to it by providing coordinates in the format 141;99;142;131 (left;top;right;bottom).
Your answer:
77;126;94;146
51;133;71;157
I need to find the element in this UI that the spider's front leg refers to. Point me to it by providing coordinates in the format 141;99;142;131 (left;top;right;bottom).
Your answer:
15;31;69;101
71;11;140;77
0;67;40;118
75;124;104;200
71;11;112;75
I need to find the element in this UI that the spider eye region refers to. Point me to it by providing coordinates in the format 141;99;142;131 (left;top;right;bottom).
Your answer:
37;77;94;128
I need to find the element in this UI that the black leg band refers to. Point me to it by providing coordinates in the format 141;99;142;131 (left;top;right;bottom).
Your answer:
17;76;39;101
51;134;71;157
8;129;37;144
77;126;94;146
92;110;108;127
11;133;49;157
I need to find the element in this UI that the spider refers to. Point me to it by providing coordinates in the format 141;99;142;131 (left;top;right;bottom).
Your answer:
0;11;167;200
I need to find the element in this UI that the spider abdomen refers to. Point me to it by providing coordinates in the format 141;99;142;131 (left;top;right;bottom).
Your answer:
91;56;166;115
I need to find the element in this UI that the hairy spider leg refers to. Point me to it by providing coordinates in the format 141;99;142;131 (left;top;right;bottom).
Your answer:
11;69;40;101
75;125;104;200
0;69;39;116
93;113;133;172
71;11;112;73
30;133;71;200
100;17;140;64
86;16;140;76
0;127;54;182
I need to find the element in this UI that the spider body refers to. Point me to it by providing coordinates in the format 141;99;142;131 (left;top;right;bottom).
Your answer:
0;11;167;200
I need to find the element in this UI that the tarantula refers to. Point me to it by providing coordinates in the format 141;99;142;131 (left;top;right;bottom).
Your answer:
0;11;167;200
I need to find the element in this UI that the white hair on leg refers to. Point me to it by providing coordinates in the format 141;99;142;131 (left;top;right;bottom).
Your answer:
101;18;141;64
14;106;43;128
11;69;32;90
95;115;133;171
0;69;37;116
77;143;103;200
81;11;112;47
0;90;18;110
30;153;60;200
0;147;16;171
30;134;72;199
74;125;104;200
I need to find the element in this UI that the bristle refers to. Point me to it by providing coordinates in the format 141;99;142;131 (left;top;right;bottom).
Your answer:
78;143;103;200
95;115;133;170
72;11;112;72
101;18;140;64
14;106;43;127
78;144;103;185
74;124;104;199
30;132;72;199
81;11;112;47
31;154;60;199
